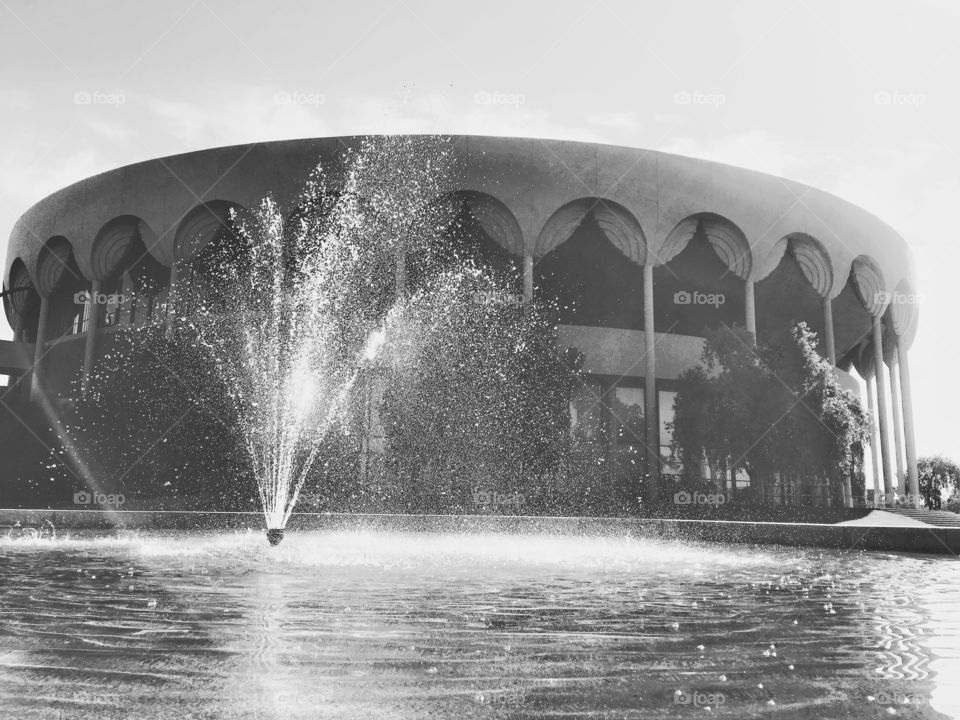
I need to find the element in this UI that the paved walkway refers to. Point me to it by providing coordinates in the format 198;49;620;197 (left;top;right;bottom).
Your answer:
838;510;930;527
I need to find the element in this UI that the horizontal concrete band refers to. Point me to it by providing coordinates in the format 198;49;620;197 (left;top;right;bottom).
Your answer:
1;509;956;556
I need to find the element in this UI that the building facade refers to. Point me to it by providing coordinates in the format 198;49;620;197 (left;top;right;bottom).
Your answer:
2;136;921;507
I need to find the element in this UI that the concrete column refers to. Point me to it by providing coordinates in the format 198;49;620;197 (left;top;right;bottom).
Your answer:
395;249;406;298
823;296;836;365
81;280;103;395
872;316;894;505
744;278;756;341
897;337;920;508
165;263;178;340
866;375;882;507
643;263;658;504
120;273;134;325
523;253;533;304
358;368;372;484
30;294;50;400
888;349;905;497
12;310;24;343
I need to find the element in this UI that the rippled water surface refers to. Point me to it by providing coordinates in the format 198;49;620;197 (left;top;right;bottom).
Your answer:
1;530;959;719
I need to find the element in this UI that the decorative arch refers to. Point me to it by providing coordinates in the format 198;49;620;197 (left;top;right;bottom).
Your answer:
5;259;37;317
788;233;833;298
446;190;524;256
90;216;158;280
659;213;751;279
888;278;919;343
3;258;40;339
850;255;886;318
535;198;646;265
37;236;79;296
850;339;876;380
174;200;247;263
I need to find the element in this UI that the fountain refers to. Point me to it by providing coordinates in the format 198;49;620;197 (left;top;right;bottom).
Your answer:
187;136;463;544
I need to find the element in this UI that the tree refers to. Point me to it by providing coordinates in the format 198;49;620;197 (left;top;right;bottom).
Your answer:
65;328;259;511
670;322;869;508
917;456;960;510
377;267;574;514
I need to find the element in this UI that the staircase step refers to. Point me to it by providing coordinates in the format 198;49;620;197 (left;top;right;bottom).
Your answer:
881;507;960;527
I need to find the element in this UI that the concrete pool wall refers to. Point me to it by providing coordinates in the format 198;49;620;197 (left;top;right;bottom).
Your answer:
2;509;958;556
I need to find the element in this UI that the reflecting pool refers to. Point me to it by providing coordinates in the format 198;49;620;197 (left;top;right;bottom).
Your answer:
1;530;959;718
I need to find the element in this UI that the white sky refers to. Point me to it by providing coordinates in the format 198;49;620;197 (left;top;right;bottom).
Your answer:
0;0;956;459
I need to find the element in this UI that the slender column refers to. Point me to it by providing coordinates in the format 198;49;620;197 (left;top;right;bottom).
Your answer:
643;263;658;504
13;311;24;343
358;368;372;483
30;295;50;400
872;316;893;505
897;337;920;508
12;313;26;400
81;280;102;395
866;375;882;506
744;279;756;341
523;253;533;304
888;349;905;497
120;273;134;326
395;249;406;298
165;263;179;340
823;296;836;365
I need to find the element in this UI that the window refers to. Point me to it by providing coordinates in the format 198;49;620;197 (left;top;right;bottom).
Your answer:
610;385;644;445
570;381;604;443
658;390;682;474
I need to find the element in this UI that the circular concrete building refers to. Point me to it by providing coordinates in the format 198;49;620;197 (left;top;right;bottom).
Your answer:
1;135;920;507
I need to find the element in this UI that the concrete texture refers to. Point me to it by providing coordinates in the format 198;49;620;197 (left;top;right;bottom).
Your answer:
4;135;919;350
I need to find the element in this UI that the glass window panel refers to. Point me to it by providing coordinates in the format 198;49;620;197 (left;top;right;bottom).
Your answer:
570;382;603;443
658;390;682;473
611;386;644;445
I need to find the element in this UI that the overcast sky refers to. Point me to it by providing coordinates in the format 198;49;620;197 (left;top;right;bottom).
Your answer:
0;0;957;458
